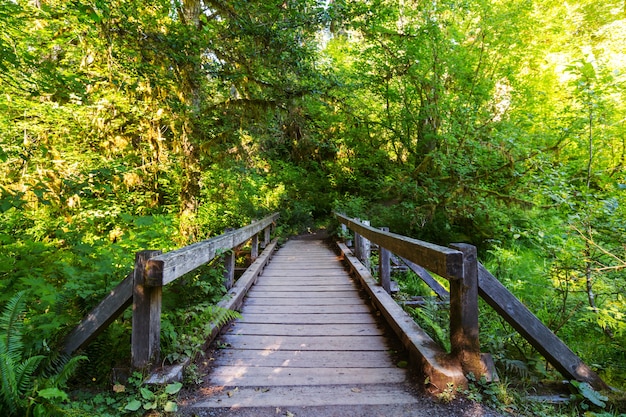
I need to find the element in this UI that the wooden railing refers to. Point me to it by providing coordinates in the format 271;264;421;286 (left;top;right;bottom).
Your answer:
335;213;608;391
63;213;279;368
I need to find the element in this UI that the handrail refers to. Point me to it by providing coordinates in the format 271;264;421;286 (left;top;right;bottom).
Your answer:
335;212;608;391
63;213;279;369
335;213;463;280
145;214;279;286
335;212;484;379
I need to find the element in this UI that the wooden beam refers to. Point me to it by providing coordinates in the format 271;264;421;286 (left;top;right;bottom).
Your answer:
146;213;279;286
478;263;609;390
62;272;134;355
132;250;162;368
335;213;463;280
449;243;485;378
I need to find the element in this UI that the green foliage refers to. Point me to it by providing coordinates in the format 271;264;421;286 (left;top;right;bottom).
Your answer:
162;302;241;365
463;373;517;413
123;378;182;414
63;372;182;416
569;381;609;410
408;301;450;353
0;292;85;417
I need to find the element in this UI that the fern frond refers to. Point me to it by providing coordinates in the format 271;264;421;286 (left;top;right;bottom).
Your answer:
209;306;242;329
0;352;19;415
0;291;27;360
45;355;87;389
14;355;45;397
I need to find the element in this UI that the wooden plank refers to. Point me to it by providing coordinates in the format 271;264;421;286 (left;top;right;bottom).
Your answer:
218;335;390;351
225;323;384;336
63;272;134;355
145;213;279;286
249;284;356;292
240;304;372;315
263;267;346;279
192;384;420;408
477;263;608;390
243;297;366;306
208;366;407;386
335;212;463;279
247;290;362;299
240;313;377;324
262;267;347;274
213;349;395;368
253;281;353;288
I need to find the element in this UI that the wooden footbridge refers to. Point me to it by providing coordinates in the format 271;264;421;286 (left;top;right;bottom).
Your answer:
62;212;608;412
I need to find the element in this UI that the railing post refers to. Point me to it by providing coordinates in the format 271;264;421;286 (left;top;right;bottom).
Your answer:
262;226;271;249
223;249;236;290
361;220;371;269
251;233;259;261
449;243;485;377
353;218;362;259
341;224;352;247
378;227;391;293
132;250;163;369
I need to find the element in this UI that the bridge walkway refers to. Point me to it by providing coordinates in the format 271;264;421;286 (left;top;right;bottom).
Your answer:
189;238;423;411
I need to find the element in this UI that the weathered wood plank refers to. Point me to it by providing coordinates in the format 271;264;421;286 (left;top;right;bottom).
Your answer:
477;263;608;390
226;323;384;337
208;366;407;387
335;212;463;279
240;313;377;324
246;290;362;299
213;349;395;368
218;335;390;351
145;213;279;286
249;284;356;292
243;297;366;306
192;384;419;408
240;304;372;315
257;270;348;278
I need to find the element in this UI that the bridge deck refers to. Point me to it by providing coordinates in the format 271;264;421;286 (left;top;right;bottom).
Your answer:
191;238;422;410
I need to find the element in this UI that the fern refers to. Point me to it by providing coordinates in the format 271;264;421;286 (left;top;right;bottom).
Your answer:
0;292;85;416
0;291;26;362
409;298;451;353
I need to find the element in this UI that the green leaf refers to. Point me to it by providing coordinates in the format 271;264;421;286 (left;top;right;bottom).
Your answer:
165;382;182;395
124;399;142;411
571;381;608;408
163;401;178;412
140;386;155;401
37;387;69;401
143;400;157;410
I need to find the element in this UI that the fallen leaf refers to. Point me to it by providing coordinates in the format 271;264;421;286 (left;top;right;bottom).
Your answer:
351;387;362;393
